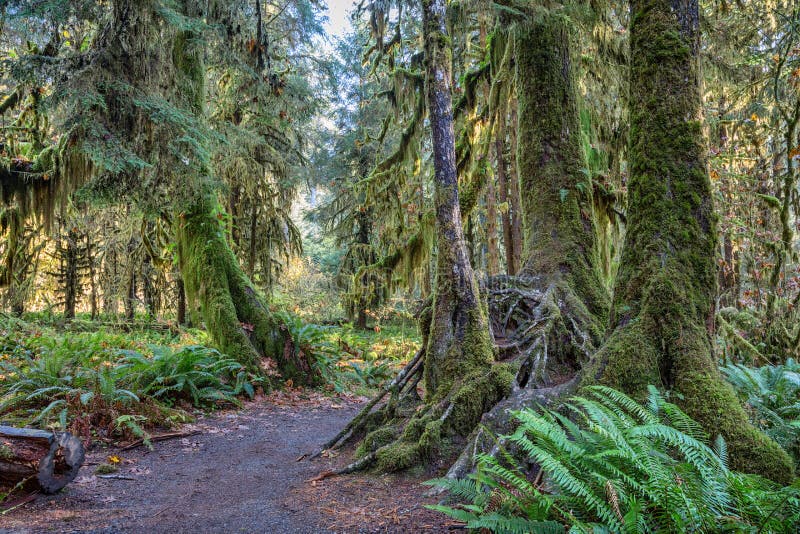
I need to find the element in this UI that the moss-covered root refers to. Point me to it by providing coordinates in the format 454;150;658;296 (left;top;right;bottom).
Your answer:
446;376;578;480
589;320;794;485
175;198;315;384
343;365;515;474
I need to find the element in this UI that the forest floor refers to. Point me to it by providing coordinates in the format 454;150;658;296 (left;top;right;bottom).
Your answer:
0;390;452;533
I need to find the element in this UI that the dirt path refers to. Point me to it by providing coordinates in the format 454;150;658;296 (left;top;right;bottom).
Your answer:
1;394;452;533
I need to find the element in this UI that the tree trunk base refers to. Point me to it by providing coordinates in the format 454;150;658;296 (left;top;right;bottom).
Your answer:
319;275;596;477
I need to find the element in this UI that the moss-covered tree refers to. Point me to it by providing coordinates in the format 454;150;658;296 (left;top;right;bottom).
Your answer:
314;0;512;474
584;0;793;482
0;0;319;383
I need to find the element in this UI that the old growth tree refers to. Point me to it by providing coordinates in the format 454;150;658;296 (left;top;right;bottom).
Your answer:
325;0;792;483
0;0;318;382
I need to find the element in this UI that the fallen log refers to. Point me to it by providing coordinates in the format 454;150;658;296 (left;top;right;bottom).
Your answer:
0;426;85;494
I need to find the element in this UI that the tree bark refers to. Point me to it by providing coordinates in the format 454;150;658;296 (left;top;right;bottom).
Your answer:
442;13;611;478
87;234;98;320
587;0;793;483
166;5;315;383
515;15;608;321
422;0;493;397
331;0;508;474
176;275;187;325
495;114;515;276
507;105;523;275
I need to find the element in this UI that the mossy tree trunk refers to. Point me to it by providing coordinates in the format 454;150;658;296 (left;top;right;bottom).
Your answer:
62;225;80;320
422;0;494;399
586;0;793;483
445;12;610;478
168;12;315;384
324;2;794;485
359;213;374;331
175;197;313;382
0;208;26;316
324;0;511;474
495;113;516;276
515;15;608;321
507;105;524;275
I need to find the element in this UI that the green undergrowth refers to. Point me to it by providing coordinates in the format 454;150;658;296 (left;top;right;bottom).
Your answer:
428;385;800;533
285;318;421;395
0;315;260;443
0;314;420;443
723;359;800;467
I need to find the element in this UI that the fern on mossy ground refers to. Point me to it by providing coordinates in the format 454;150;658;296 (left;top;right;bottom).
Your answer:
723;359;800;464
427;385;800;533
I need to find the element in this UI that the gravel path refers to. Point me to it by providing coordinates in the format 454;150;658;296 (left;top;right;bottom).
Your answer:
1;396;450;533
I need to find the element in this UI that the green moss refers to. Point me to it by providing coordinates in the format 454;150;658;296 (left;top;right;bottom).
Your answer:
32;145;55;174
175;197;311;383
364;363;515;473
357;426;398;458
94;463;117;475
418;419;444;456
401;417;427;442
586;322;660;400
448;364;514;435
425;290;494;400
672;328;794;484
0;444;13;460
375;441;421;472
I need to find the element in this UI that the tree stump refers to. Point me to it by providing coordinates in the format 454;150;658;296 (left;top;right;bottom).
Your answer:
0;426;85;494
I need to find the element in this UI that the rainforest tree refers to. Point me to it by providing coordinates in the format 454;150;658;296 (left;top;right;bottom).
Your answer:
0;0;321;382
323;0;793;485
586;0;793;481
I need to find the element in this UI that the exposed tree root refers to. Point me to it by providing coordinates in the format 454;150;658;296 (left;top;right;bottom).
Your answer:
309;348;425;459
488;275;599;386
443;377;578;481
315;275;598;479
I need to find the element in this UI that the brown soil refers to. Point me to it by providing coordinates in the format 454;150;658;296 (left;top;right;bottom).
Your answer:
0;392;453;533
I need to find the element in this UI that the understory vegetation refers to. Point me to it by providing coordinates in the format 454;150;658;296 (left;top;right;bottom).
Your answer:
428;386;800;533
0;312;420;445
2;0;800;531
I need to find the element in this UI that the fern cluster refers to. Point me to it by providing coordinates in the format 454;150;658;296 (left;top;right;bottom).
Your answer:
723;360;800;463
427;385;800;533
0;324;261;443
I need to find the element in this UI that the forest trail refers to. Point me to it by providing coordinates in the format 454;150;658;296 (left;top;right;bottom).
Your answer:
0;394;450;533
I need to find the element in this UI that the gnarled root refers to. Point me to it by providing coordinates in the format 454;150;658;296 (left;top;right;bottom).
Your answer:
309;348;425;459
317;275;601;478
488;275;599;387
